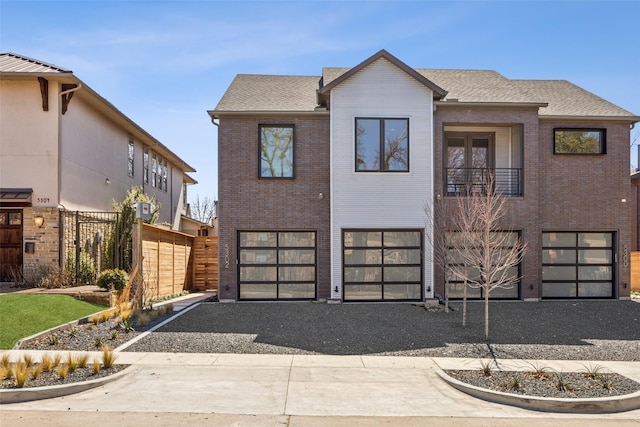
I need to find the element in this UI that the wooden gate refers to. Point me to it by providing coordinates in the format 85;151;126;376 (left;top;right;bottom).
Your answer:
193;236;218;291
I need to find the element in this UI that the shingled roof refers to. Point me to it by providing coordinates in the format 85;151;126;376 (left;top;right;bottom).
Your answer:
211;51;638;121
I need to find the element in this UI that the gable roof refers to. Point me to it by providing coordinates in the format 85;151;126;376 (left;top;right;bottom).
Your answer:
318;49;447;100
1;52;196;174
210;50;636;122
0;53;71;74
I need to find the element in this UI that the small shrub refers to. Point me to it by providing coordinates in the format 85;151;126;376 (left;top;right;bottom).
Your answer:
136;312;151;327
479;359;494;377
555;372;573;392
94;337;104;348
14;362;29;388
52;354;62;367
41;354;55;372
1;353;10;367
96;269;128;291
67;353;78;373
525;362;551;380
92;358;101;375
65;249;96;284
119;318;134;333
47;335;60;346
102;345;116;369
77;353;90;369
21;353;34;368
68;327;78;338
599;373;616;391
164;303;174;313
57;364;69;380
580;363;605;380
110;330;120;340
30;364;43;380
2;364;13;380
507;374;522;391
39;264;74;289
100;310;112;323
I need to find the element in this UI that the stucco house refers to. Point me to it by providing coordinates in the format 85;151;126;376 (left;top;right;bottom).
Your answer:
0;53;196;283
209;49;638;302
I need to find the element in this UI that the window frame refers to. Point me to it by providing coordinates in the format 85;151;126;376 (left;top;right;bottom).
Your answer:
143;149;149;184
553;128;606;155
127;137;134;177
259;125;295;179
355;117;410;173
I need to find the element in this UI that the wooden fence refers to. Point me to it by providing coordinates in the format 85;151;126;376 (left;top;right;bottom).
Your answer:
631;252;640;291
136;224;218;299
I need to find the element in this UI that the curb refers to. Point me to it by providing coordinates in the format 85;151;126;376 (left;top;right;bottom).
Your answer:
0;365;136;404
434;366;640;413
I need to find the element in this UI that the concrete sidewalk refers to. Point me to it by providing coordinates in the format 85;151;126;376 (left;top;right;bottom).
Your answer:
1;351;640;425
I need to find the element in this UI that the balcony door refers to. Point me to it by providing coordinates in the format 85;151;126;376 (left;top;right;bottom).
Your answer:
446;133;494;194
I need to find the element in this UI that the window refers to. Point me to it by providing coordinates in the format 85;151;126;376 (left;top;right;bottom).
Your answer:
542;232;614;298
238;231;316;300
260;125;293;178
554;129;606;154
143;150;149;184
355;118;409;172
343;230;422;301
151;153;157;187
127;137;134;177
162;158;168;192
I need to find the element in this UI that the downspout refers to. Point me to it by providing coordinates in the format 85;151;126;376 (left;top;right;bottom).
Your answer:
57;83;82;205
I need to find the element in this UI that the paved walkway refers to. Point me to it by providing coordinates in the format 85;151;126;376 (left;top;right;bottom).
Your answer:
2;293;640;425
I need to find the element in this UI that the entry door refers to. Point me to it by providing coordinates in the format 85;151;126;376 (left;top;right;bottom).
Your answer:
0;210;23;281
446;134;494;194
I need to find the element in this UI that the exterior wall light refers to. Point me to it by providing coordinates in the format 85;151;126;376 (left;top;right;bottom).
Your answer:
34;215;44;228
105;178;111;185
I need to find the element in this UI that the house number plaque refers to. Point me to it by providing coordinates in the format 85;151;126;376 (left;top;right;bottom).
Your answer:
224;244;230;269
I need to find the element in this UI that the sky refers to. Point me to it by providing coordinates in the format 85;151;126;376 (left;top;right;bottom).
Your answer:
2;0;639;202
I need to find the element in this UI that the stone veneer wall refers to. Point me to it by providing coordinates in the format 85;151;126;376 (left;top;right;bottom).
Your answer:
22;207;60;284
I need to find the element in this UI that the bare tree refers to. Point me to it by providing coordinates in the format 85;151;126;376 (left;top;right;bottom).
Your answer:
189;194;217;224
448;174;527;341
631;129;640;171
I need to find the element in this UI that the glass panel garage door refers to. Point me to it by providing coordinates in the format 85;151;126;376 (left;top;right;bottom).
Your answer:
343;230;422;301
542;232;614;298
238;231;316;300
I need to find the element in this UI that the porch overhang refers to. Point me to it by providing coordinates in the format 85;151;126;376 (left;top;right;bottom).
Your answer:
0;188;33;207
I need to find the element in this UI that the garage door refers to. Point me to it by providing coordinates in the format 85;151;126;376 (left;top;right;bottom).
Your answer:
238;231;316;300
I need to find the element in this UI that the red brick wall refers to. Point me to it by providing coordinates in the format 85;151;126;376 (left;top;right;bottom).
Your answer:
538;121;631;297
217;115;330;300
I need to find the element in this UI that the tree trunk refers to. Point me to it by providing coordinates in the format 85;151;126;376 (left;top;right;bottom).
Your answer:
484;284;489;341
462;273;468;327
444;277;449;313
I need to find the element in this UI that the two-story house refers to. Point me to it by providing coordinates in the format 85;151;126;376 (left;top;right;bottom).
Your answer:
0;53;196;282
209;50;639;302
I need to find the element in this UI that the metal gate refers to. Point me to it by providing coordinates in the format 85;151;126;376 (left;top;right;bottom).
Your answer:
61;211;134;284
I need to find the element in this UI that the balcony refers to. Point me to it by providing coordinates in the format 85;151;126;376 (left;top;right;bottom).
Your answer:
445;168;523;197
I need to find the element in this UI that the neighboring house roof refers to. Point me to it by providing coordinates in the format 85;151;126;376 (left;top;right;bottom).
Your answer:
0;52;71;74
210;50;638;122
0;52;197;175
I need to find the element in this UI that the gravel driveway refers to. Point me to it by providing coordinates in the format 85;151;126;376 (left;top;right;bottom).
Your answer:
124;300;640;360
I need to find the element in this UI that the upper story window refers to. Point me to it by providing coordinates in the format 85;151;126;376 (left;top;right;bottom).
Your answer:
127;137;134;177
151;153;157;187
162;158;168;192
355;118;409;172
554;128;606;154
143;149;149;184
260;125;294;178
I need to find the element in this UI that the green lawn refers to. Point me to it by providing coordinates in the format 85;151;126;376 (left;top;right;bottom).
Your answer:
0;294;106;349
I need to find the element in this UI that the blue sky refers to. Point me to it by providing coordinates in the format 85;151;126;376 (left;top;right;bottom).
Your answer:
2;0;639;201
